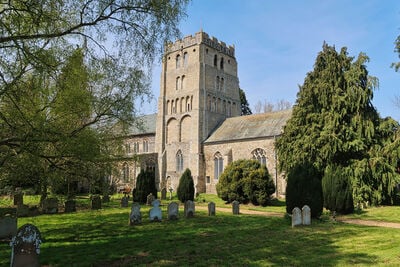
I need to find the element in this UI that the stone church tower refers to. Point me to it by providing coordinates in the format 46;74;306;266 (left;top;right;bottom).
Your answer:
155;31;241;194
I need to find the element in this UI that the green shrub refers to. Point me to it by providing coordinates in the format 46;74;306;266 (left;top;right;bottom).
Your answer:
286;163;323;218
216;159;275;206
133;170;157;203
177;168;194;203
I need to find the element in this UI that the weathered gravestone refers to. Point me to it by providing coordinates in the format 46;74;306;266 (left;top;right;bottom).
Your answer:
146;193;155;206
13;192;23;207
102;195;110;203
161;188;167;200
292;207;302;227
302;205;311;225
232;200;240;215
120;196;129;207
41;198;59;214
167;202;179;220
149;199;162;222
129;203;142;225
10;224;42;267
91;195;102;210
0;208;17;239
208;202;216;216
64;200;76;213
184;200;195;218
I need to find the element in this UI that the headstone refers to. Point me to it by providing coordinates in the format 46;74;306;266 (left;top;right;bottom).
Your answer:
149;199;162;222
302;205;311;225
167;202;179;220
208;202;216;216
0;208;17;239
184;200;195;218
102;195;110;203
292;207;302;227
64;200;76;213
16;205;30;217
13;193;23;207
41;198;59;214
10;224;42;267
91;195;102;210
129;203;142;225
146;193;155;206
120;196;129;207
232;200;240;215
161;188;167;200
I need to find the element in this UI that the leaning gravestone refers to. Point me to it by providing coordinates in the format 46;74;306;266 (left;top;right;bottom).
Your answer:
0;208;17;239
146;193;155;206
302;205;311;225
149;199;162;222
292;207;302;227
10;224;42;267
129;203;142;225
120;196;129;207
13;192;23;207
184;200;195;218
167;202;179;220
91;195;102;210
232;200;240;215
208;202;216;216
64;200;76;213
41;198;59;214
161;188;167;200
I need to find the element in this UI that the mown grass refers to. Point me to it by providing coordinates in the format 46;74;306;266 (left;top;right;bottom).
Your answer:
1;194;400;266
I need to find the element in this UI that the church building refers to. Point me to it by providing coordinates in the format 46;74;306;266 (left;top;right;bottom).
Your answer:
115;31;290;197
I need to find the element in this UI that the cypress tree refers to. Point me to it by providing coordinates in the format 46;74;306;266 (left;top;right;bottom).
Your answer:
134;170;157;203
177;168;194;202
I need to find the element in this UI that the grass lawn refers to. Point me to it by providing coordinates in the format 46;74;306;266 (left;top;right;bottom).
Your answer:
1;194;400;266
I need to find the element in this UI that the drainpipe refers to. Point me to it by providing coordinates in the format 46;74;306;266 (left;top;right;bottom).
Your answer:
274;135;278;197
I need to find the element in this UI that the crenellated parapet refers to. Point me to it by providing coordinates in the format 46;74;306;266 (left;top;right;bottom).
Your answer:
165;31;235;57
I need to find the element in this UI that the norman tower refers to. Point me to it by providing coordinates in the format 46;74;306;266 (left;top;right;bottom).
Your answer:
155;31;240;193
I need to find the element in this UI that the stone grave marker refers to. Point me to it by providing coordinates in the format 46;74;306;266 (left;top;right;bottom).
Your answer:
13;192;23;207
302;205;311;225
102;195;110;203
146;193;155;206
149;199;162;222
0;208;17;239
167;202;179;220
10;223;42;267
208;202;216;216
129;203;142;225
120;196;129;207
64;200;76;213
184;200;195;218
41;198;59;214
232;200;240;215
91;195;102;210
161;188;167;200
292;207;302;227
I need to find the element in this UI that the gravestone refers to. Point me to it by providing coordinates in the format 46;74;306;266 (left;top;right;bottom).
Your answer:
0;208;17;239
146;193;155;206
13;193;23;207
129;203;142;225
120;196;129;207
64;200;76;213
292;207;302;227
149;199;162;222
17;205;30;217
41;198;59;214
91;195;102;210
184;200;195;218
302;205;311;225
167;202;179;220
232;200;240;215
208;202;216;216
102;195;110;203
10;224;42;267
161;188;167;200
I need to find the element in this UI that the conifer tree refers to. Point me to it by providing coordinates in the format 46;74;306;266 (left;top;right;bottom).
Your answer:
177;168;195;203
239;88;252;115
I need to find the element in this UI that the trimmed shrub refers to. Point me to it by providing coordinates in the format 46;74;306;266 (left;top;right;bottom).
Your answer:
216;159;275;206
286;163;323;218
177;168;194;203
133;170;157;203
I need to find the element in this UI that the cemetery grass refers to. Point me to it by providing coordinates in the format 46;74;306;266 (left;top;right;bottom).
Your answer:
1;199;400;266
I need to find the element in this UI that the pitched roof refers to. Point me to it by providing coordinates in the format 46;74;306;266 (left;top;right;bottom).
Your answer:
129;113;157;135
204;109;292;144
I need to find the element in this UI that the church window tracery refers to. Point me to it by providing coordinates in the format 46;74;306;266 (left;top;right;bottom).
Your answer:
252;148;267;165
214;152;224;179
176;150;184;172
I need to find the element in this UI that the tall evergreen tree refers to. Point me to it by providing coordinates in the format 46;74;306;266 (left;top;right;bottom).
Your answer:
177;168;195;202
239;88;252;115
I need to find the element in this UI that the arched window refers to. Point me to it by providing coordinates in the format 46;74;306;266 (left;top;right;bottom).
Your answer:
252;148;267;165
133;142;139;153
214;55;217;67
122;163;129;182
176;54;181;68
176;76;180;90
220;77;224;91
216;76;220;90
176;150;184;172
183;52;188;67
220;57;224;70
214;152;224;179
143;140;148;152
181;75;185;90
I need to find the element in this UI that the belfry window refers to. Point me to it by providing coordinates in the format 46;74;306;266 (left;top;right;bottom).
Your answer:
183;52;188;67
214;55;217;67
214;152;224;179
252;148;267;165
176;54;181;68
176;150;184;172
220;57;224;70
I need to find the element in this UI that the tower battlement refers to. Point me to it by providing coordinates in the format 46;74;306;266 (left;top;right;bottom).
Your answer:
165;31;235;57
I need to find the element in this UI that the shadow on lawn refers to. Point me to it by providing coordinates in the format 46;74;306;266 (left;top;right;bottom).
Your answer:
1;208;378;266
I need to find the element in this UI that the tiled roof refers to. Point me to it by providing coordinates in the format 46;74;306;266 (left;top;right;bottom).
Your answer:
129;113;157;135
204;109;292;144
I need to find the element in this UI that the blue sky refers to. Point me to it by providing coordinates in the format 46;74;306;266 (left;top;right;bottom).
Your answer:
147;0;400;122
